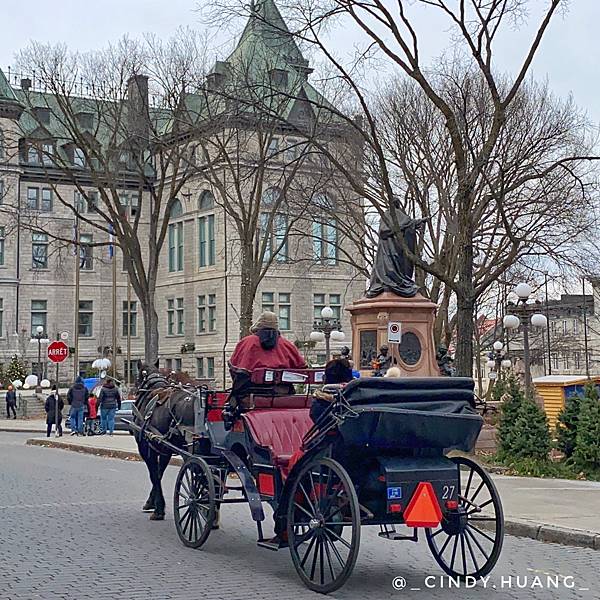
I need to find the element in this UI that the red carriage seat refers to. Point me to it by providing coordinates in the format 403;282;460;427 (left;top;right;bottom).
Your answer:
242;409;313;474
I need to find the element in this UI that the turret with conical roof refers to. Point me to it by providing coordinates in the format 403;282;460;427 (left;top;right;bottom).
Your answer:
0;68;24;120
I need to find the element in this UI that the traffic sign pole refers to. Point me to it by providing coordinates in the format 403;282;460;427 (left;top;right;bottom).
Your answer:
55;333;60;438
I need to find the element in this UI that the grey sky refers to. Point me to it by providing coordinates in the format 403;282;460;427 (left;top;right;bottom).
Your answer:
1;1;598;122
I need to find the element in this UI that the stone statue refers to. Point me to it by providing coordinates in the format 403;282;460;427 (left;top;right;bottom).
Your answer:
373;344;392;377
367;204;427;299
436;345;455;377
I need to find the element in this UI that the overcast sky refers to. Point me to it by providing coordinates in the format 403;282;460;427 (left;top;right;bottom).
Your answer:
1;0;598;123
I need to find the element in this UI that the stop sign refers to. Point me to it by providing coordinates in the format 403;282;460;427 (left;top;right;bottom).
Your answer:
47;340;70;363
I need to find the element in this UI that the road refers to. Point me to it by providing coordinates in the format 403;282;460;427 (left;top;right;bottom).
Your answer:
0;432;596;600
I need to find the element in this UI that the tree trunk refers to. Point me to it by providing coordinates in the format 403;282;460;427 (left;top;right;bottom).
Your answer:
239;251;257;338
454;232;475;376
141;298;160;364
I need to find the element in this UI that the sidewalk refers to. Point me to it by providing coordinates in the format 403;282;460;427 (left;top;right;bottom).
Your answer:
13;430;600;551
0;418;48;433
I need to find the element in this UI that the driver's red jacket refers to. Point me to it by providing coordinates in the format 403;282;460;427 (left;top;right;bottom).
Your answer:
229;333;306;373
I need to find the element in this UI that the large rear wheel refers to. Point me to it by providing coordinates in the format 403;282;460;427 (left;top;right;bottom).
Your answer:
174;457;216;549
287;457;360;594
426;456;504;578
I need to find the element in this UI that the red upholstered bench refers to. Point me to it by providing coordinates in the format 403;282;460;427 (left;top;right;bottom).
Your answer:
252;395;312;409
242;409;313;474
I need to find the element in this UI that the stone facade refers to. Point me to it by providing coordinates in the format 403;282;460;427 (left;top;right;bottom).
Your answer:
0;5;365;387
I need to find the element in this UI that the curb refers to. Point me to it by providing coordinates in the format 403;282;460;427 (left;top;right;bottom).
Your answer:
1;428;47;434
26;438;183;465
481;517;599;551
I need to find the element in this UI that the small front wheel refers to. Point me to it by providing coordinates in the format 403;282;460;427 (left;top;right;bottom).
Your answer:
174;457;216;549
287;457;360;594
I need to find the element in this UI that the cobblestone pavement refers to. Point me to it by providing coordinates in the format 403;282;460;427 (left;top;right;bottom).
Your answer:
0;433;597;600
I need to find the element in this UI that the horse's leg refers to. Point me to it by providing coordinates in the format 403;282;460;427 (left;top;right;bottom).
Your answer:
137;438;157;512
150;452;171;520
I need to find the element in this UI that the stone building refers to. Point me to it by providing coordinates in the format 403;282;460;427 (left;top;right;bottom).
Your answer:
0;1;365;387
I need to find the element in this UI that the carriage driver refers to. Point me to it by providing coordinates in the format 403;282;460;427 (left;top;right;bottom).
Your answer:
226;311;307;412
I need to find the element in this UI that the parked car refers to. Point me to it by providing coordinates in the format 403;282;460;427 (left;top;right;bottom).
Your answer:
115;400;134;433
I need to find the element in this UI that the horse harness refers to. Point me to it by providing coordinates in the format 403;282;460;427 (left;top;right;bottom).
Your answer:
135;373;193;452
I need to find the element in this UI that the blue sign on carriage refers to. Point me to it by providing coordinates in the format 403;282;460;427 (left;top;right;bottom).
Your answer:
387;486;403;500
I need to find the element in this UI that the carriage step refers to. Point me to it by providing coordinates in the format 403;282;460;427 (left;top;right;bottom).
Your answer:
257;537;286;551
378;527;418;542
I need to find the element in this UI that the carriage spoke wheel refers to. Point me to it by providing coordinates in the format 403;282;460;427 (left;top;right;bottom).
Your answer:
174;457;216;549
287;457;360;594
426;456;504;579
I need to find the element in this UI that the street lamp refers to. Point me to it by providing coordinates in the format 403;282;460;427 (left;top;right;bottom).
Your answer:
310;306;345;362
33;325;45;381
504;283;548;397
486;341;511;384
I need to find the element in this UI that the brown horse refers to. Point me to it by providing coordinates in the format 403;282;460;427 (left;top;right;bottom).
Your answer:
133;361;196;520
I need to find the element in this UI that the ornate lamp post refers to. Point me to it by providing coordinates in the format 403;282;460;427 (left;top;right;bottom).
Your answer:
486;340;512;386
504;283;548;397
33;325;45;380
310;306;345;362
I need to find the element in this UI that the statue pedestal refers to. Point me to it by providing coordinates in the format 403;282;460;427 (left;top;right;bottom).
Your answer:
346;292;439;377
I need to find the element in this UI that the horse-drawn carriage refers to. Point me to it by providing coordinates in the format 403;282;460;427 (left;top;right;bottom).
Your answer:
132;367;504;594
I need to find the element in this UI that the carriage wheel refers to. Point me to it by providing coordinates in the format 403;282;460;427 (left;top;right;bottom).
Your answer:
426;456;504;578
174;457;216;549
287;457;360;594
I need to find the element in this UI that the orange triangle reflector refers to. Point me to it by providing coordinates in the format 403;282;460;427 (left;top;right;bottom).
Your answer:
403;482;443;528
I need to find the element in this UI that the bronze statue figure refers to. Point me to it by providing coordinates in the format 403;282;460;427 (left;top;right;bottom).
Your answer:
366;204;427;299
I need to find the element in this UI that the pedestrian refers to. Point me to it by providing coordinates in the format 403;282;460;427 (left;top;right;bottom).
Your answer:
85;393;99;436
5;385;17;419
98;379;121;436
44;385;64;437
67;376;87;436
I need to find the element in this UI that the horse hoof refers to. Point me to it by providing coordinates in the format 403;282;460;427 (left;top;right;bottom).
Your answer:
149;513;165;521
142;502;155;512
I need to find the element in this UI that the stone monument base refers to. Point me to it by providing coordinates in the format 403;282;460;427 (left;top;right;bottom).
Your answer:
346;292;439;377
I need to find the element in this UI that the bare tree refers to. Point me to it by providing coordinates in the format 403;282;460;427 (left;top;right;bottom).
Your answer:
210;0;599;375
9;31;211;362
187;14;362;336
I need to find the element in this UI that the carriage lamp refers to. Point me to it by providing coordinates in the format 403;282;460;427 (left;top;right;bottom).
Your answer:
504;283;548;398
310;306;344;362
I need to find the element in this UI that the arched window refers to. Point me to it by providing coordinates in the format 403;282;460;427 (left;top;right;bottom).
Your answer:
168;198;184;272
311;193;337;264
198;191;216;268
260;188;287;262
198;190;215;212
169;198;183;219
262;187;282;207
313;193;334;211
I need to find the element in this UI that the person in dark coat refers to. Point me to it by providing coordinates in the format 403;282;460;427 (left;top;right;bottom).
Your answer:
98;379;122;435
310;358;354;425
45;386;64;437
5;385;17;419
67;376;87;436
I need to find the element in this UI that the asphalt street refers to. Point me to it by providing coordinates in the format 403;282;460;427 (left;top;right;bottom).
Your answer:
0;432;597;600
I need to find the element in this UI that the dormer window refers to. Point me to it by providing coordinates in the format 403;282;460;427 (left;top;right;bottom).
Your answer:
74;147;86;168
76;112;94;129
270;68;288;87
32;107;51;125
207;72;225;91
27;144;40;165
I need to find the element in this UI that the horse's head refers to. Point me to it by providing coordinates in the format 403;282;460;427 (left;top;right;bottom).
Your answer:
136;359;160;390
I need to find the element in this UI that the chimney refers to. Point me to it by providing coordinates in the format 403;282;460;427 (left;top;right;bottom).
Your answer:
126;74;149;146
20;78;32;91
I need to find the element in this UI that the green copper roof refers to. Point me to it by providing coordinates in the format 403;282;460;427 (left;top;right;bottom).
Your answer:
0;67;19;103
235;0;308;70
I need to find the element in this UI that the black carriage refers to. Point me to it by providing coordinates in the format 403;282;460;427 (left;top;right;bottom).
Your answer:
165;369;504;593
